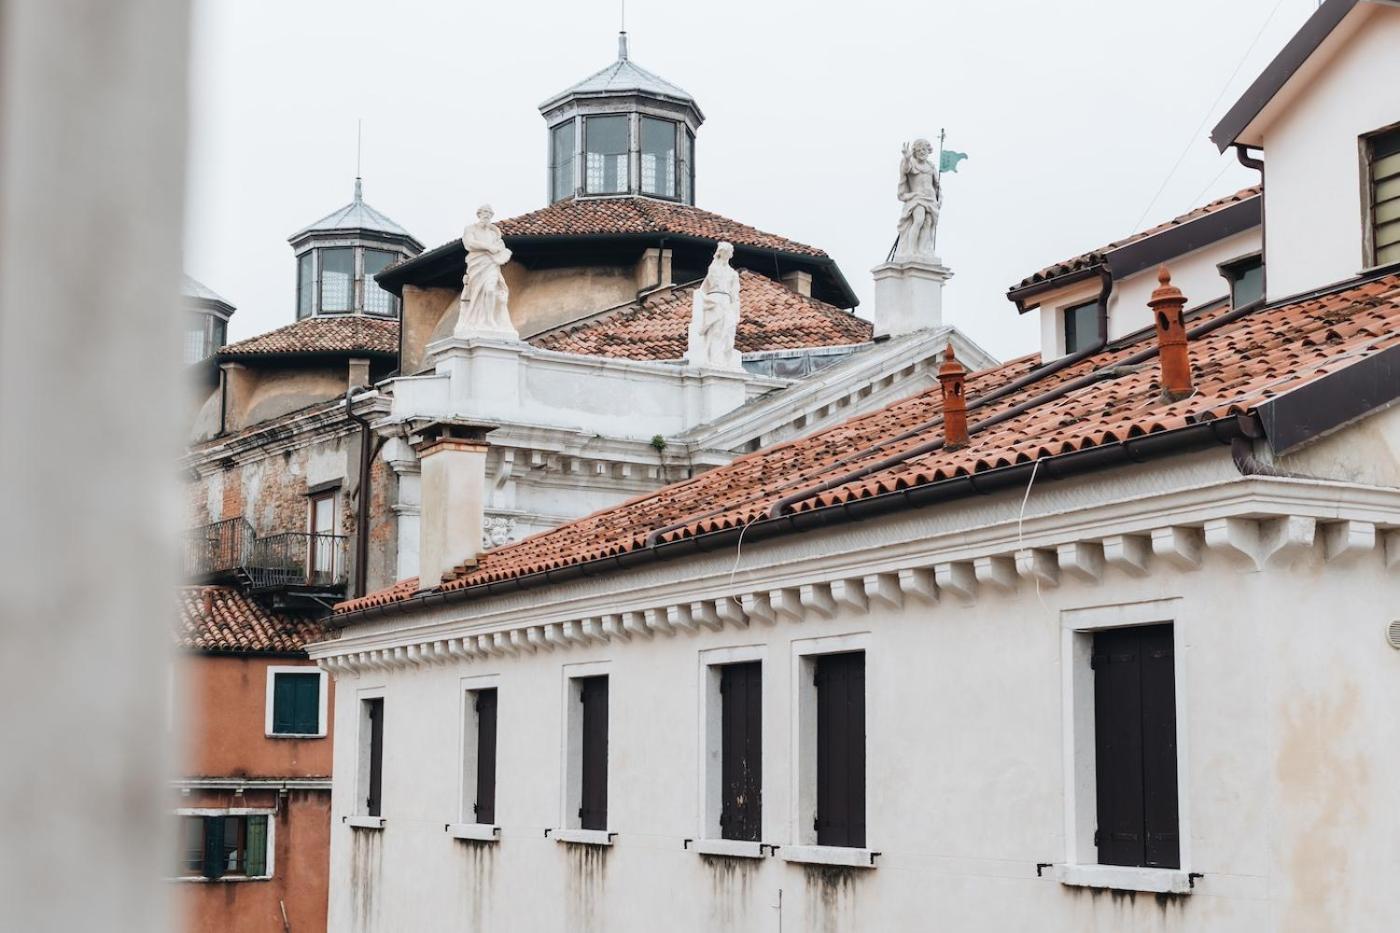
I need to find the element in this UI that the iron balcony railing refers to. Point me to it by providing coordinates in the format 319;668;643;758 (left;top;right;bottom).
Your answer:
247;532;349;591
184;517;255;580
184;518;348;591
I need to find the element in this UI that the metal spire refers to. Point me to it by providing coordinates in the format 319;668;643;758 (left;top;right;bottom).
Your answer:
618;0;628;60
354;119;363;201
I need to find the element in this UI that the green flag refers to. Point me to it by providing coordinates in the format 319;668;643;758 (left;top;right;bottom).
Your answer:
940;150;968;174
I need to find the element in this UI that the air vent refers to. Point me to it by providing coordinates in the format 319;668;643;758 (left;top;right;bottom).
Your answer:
1387;620;1400;650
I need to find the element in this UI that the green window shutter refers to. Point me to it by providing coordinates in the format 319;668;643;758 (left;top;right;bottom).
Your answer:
201;815;225;879
245;816;268;877
272;674;296;734
294;674;320;734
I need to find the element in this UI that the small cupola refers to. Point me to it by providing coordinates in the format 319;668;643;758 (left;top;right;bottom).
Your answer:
539;32;703;205
287;177;424;321
181;275;235;364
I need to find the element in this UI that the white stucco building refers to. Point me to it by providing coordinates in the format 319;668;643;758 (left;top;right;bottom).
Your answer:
311;3;1400;931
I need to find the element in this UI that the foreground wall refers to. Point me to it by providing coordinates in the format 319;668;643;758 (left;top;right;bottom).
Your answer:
320;470;1400;932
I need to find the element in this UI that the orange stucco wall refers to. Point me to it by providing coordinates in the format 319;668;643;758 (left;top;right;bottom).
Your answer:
176;787;330;933
184;653;333;779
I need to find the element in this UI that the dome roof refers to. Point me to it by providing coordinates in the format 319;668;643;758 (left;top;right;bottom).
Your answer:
289;178;421;246
539;33;701;118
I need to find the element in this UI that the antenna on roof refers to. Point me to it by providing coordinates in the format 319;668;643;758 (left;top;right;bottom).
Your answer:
354;118;363;202
618;0;628;60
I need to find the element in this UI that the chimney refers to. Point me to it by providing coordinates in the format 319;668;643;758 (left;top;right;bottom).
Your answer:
347;357;371;390
1148;266;1193;401
781;270;813;298
414;422;494;587
938;341;969;449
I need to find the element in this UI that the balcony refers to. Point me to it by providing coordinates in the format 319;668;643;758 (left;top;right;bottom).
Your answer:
184;518;349;604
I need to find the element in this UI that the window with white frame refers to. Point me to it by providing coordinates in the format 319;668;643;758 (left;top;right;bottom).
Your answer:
357;692;385;818
265;666;327;737
175;810;272;880
1061;599;1187;879
792;635;868;851
460;682;499;826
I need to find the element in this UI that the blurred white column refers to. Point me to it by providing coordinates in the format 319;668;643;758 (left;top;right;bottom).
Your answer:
0;2;190;931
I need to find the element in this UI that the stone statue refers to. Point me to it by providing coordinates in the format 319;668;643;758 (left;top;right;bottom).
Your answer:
686;241;743;371
453;204;519;339
894;139;942;261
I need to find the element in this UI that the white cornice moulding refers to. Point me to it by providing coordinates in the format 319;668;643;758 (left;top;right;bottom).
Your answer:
308;477;1400;671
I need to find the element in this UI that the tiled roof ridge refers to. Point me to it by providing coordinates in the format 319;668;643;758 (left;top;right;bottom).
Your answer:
338;270;1400;616
1015;185;1262;291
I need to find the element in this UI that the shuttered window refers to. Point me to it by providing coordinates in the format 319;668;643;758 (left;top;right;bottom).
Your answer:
1369;127;1400;266
579;676;609;831
179;814;269;879
365;698;385;817
271;672;320;735
473;688;498;825
720;662;762;842
1093;624;1179;869
815;652;865;848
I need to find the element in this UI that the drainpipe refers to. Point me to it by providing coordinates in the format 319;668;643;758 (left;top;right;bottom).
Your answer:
345;388;373;599
1234;144;1266;300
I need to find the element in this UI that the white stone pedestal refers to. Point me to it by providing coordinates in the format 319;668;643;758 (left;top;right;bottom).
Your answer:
872;258;952;338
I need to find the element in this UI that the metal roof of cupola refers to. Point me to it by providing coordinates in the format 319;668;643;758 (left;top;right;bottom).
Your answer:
286;178;424;321
539;32;703;205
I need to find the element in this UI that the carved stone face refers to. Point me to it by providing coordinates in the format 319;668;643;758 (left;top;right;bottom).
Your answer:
911;139;933;160
476;205;494;223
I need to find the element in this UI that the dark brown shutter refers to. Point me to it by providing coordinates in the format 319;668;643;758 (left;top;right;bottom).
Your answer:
1140;626;1180;868
815;652;865;848
579;676;609;831
1093;624;1178;869
366;698;384;817
720;662;762;842
474;688;498;825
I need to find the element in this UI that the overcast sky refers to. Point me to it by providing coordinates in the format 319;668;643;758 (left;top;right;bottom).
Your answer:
186;0;1318;361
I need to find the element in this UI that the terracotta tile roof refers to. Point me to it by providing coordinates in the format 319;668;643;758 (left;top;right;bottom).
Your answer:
338;272;1400;615
498;197;828;257
530;270;870;361
219;315;398;359
177;586;333;653
1014;186;1262;292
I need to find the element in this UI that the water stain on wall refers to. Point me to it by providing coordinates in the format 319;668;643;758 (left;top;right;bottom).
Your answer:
455;839;495;932
702;854;757;929
1276;680;1369;933
802;865;862;933
564;843;607;933
349;828;382;933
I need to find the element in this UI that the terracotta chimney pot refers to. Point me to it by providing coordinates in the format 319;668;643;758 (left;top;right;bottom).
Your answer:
938;342;969;449
1148;266;1193;401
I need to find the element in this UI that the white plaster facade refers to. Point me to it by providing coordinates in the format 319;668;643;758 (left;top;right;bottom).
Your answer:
312;425;1400;932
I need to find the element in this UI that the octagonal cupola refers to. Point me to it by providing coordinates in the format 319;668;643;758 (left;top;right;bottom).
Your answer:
539;32;703;205
287;177;424;320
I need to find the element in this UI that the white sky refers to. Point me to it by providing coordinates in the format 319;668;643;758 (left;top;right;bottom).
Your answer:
185;0;1319;362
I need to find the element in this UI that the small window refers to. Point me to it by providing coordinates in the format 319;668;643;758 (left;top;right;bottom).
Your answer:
1221;254;1264;308
678;128;694;204
183;316;209;365
573;675;609;830
550;120;576;202
210;317;227;353
640;117;676;198
1093;624;1179;869
269;670;322;736
1367;126;1400;267
584;115;629;195
1063;300;1100;354
361;697;385;817
178;814;269;880
308;491;338;584
814;652;865;848
720;662;762;842
462;687;498;825
319;247;354;313
297;251;315;318
363;249;398;317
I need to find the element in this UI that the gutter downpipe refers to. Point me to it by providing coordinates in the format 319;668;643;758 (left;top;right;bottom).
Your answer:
345;388;374;599
1234;144;1266;299
334;412;1255;626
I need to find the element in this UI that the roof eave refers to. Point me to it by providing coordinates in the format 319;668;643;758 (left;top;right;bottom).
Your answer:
1210;0;1362;151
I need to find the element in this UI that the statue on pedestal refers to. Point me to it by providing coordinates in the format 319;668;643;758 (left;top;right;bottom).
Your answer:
686;241;743;371
453;204;519;339
894;139;942;261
